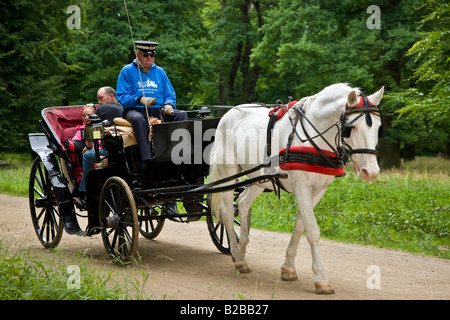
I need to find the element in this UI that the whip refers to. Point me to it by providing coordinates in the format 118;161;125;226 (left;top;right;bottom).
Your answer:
123;0;153;128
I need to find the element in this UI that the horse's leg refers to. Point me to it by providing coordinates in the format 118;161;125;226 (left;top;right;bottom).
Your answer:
299;187;334;294
209;143;248;272
281;184;318;281
237;184;264;258
281;210;304;281
218;189;249;272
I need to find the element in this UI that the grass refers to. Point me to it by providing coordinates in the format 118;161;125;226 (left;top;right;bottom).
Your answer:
0;153;31;197
0;236;151;300
0;153;449;258
251;158;450;259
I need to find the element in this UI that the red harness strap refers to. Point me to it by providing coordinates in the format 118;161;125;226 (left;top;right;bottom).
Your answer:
279;146;345;176
268;100;298;120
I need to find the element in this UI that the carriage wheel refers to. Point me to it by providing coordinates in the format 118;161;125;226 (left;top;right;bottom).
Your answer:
99;177;139;264
29;156;64;249
206;195;240;254
138;206;165;239
206;211;240;254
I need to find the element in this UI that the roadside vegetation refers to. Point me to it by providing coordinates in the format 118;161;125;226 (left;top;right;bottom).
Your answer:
0;236;150;300
252;158;450;259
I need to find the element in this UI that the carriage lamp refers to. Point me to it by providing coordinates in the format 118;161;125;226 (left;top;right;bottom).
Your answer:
85;114;109;162
85;114;105;140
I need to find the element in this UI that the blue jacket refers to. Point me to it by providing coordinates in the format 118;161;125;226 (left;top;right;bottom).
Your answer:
116;59;176;110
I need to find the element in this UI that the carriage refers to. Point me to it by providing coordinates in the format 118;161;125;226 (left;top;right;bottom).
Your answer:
29;83;385;294
28;104;286;263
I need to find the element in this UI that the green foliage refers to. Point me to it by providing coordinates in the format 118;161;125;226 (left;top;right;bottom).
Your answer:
390;1;449;154
65;0;208;105
0;153;30;196
1;0;447;158
0;0;74;151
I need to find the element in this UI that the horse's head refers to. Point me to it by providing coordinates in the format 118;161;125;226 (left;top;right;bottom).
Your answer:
342;87;384;181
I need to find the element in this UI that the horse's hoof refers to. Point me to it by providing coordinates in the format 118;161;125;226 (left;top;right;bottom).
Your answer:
314;281;335;294
281;267;298;281
235;261;251;273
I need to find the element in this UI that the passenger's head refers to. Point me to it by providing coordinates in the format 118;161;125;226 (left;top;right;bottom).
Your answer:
97;86;118;105
82;104;96;125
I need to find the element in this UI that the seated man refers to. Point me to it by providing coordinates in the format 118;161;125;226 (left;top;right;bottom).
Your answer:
96;86;124;123
79;87;124;194
116;40;187;166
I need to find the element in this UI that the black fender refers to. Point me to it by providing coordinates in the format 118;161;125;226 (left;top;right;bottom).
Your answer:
29;133;83;235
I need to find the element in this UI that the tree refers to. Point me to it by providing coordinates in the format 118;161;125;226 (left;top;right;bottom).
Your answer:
252;0;429;168
0;0;74;151
198;0;273;105
394;0;449;157
65;0;208;105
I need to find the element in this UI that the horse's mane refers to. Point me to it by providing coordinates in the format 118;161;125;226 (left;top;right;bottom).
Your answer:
310;83;361;114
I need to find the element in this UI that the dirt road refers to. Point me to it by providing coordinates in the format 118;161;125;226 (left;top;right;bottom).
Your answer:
1;194;448;300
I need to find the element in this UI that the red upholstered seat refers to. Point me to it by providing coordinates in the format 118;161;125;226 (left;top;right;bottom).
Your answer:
44;106;84;147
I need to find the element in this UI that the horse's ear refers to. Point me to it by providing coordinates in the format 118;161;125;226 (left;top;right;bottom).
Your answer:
347;90;359;107
368;86;385;106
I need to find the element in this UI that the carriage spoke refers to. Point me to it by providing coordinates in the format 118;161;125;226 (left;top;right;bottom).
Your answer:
33;186;45;199
36;207;46;222
122;226;132;245
104;199;115;216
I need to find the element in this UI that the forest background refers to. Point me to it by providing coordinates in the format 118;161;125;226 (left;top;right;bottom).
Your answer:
0;0;448;169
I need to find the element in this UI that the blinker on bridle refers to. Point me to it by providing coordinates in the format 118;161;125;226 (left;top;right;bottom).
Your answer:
341;93;383;155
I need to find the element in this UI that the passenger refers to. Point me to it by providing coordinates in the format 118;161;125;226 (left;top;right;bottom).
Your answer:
116;40;188;167
64;104;96;174
71;104;96;147
78;88;123;194
95;86;123;124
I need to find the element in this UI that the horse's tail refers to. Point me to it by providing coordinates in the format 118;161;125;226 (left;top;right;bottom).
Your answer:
209;143;222;222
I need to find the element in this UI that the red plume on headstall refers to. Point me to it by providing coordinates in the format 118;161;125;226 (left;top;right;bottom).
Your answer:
345;95;379;115
347;95;372;109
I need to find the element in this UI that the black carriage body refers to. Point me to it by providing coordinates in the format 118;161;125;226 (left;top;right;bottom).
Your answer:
29;105;220;234
146;118;219;187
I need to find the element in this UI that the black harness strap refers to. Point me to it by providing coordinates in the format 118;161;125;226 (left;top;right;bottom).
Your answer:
298;109;344;169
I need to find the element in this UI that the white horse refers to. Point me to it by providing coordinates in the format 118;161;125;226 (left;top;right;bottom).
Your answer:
209;83;384;294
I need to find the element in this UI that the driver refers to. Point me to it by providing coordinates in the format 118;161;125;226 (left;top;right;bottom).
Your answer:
116;40;187;167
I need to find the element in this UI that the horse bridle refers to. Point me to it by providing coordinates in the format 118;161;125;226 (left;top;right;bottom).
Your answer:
340;93;383;156
281;92;383;169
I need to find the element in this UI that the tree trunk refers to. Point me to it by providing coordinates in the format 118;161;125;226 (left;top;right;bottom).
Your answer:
403;144;415;161
218;74;226;105
378;140;401;169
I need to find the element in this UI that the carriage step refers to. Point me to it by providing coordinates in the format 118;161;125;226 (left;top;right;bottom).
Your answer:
61;210;84;235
